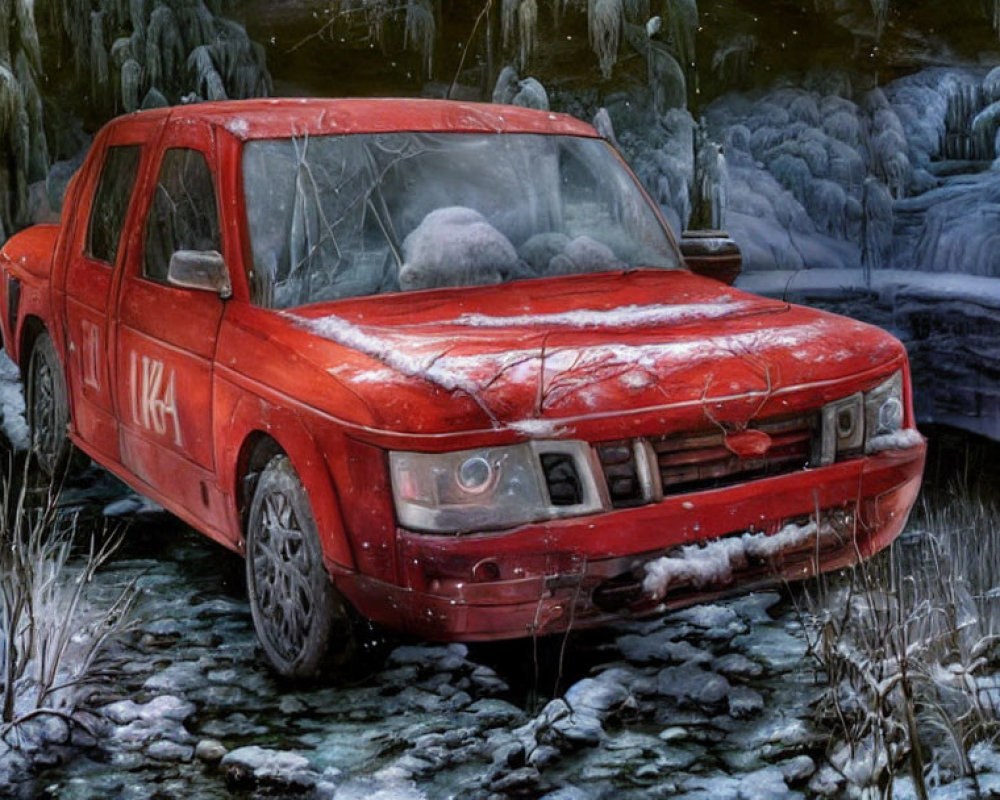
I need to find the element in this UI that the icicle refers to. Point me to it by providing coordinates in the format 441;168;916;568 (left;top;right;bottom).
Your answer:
972;100;1000;161
129;0;148;29
589;0;622;79
251;42;272;96
623;0;649;23
664;0;697;68
492;64;519;104
985;66;1000;104
13;106;28;227
121;58;142;112
648;42;686;112
15;0;41;70
141;86;168;108
176;0;217;52
593;107;618;146
711;34;756;85
146;4;184;92
91;11;109;104
14;51;46;182
502;0;519;50
518;0;537;68
869;0;889;38
511;77;548;109
110;37;133;68
404;0;435;77
204;68;226;101
0;63;23;140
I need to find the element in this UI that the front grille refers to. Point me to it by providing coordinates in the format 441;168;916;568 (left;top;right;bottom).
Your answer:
595;441;644;507
596;413;817;508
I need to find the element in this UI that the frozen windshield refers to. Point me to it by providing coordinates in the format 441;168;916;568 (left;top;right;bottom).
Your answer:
242;132;681;308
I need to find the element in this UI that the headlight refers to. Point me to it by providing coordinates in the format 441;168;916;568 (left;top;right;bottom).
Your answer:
816;370;905;465
864;371;904;439
389;441;607;533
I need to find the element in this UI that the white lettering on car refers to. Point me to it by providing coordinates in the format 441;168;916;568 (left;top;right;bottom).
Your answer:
82;320;101;390
129;351;182;446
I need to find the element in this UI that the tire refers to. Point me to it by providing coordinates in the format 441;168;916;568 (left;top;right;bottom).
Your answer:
26;331;83;480
245;454;357;680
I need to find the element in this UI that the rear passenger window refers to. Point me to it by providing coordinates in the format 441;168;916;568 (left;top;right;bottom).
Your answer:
144;148;221;282
87;145;141;264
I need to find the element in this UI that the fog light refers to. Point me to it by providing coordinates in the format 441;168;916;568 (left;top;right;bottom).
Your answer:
472;559;501;582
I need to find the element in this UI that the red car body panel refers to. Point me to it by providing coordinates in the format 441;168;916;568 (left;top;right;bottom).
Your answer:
0;98;925;643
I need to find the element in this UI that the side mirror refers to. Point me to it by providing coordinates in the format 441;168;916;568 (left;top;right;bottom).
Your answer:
679;231;742;286
167;250;232;299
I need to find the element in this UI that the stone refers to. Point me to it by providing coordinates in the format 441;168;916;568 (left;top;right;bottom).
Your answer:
713;653;765;679
736;766;791;800
657;665;731;707
551;712;604;747
222;747;318;791
195;738;228;762
146;739;194;762
780;755;816;783
564;677;630;717
727;686;765;717
490;766;541;793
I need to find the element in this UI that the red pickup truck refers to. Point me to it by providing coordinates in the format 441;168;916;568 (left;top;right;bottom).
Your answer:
0;98;925;679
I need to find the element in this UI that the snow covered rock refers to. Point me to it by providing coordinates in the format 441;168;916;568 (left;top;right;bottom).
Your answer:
221;746;318;791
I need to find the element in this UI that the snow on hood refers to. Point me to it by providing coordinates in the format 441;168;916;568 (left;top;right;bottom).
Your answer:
293;307;848;429
450;300;752;329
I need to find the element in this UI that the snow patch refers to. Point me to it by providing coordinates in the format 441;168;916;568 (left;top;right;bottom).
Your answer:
0;352;29;450
224;117;250;137
452;301;747;329
865;428;924;454
643;519;833;600
507;418;569;438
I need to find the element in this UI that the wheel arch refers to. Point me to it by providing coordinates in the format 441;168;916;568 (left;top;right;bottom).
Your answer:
220;392;356;571
18;315;47;378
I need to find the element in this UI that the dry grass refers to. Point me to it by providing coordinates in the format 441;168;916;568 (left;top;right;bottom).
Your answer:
0;464;139;747
798;489;1000;798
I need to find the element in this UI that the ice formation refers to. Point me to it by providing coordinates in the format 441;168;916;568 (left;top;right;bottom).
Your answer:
398;207;518;291
451;300;748;329
643;519;833;600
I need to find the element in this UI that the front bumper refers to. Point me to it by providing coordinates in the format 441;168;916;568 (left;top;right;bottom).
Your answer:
334;438;925;642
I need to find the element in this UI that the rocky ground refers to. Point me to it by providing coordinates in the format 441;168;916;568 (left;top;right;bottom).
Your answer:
4;481;837;800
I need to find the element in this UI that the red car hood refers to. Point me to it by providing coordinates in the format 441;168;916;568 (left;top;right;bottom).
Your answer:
287;270;905;436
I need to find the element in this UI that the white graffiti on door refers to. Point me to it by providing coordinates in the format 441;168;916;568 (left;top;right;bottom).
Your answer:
82;320;101;390
129;351;182;446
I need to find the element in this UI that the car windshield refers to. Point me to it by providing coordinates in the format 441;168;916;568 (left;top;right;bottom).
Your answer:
241;132;681;308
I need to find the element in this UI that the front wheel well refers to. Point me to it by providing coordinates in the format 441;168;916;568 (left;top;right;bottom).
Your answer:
18;316;46;379
235;432;284;533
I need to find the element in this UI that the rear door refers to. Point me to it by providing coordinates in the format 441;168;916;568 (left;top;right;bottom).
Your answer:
113;119;229;532
61;119;161;462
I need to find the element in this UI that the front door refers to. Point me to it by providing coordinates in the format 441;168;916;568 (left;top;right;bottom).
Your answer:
113;120;229;532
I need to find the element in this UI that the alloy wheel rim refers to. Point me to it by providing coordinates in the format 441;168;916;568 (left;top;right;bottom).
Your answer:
251;487;317;663
31;356;58;470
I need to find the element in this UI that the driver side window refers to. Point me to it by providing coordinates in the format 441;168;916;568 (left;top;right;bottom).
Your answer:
144;148;221;283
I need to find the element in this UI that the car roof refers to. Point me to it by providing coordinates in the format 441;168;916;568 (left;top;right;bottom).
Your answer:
113;97;601;140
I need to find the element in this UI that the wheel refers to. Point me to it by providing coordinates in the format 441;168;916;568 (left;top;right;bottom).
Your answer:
245;454;357;679
26;331;81;479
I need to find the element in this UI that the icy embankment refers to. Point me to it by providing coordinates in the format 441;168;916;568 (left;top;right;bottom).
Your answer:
614;65;1000;440
739;267;1000;438
0;351;29;450
643;519;832;600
